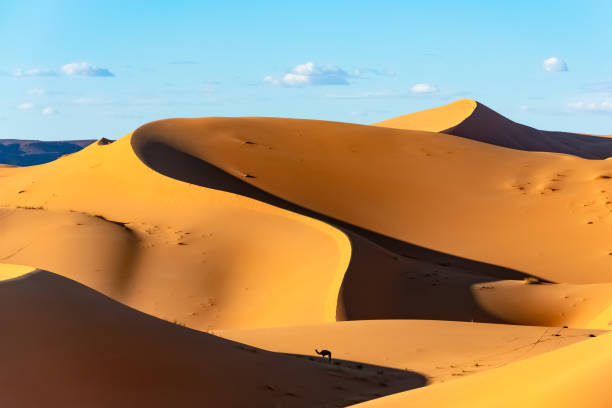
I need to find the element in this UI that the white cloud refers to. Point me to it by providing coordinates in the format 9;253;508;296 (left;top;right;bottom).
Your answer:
325;91;400;99
566;100;612;113
411;83;438;94
266;62;350;86
352;68;396;77
542;57;568;72
27;88;45;95
42;107;55;115
74;97;96;104
581;81;612;93
13;68;58;77
61;62;114;77
17;102;34;110
264;75;280;85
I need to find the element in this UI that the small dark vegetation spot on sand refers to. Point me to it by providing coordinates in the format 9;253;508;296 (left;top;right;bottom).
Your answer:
93;214;131;231
16;205;44;210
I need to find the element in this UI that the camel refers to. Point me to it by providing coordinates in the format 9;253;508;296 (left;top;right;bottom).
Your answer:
315;349;332;363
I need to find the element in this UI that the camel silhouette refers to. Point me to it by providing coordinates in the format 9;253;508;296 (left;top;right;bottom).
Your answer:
315;349;332;363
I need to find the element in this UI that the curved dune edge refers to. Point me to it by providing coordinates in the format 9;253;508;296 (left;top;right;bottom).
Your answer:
337;231;612;329
214;320;605;385
0;133;353;330
130;116;612;284
0;263;37;281
372;99;477;132
0;269;426;407
349;331;612;408
471;280;612;329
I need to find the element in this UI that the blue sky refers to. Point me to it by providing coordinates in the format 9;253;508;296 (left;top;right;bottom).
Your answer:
1;0;611;140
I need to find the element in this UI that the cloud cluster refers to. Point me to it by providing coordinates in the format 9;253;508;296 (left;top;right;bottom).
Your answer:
16;102;57;115
411;83;438;94
17;102;34;111
566;100;612;113
542;57;568;72
13;68;58;77
10;62;114;78
581;82;612;93
265;62;350;86
61;62;114;77
27;88;45;95
352;68;396;77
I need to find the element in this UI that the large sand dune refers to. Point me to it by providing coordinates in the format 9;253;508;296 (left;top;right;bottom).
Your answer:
0;99;611;407
0;268;425;407
375;99;612;159
215;320;604;385
351;331;612;408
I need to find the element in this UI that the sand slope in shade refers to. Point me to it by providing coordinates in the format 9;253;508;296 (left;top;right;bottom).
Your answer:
0;269;426;408
350;331;612;408
0;137;351;330
339;233;612;329
374;99;612;159
215;320;605;385
130;116;612;284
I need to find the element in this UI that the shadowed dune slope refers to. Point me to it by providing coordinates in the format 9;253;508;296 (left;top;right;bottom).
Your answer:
340;233;612;329
215;320;605;385
350;332;612;408
375;99;612;159
131;116;612;284
0;269;426;408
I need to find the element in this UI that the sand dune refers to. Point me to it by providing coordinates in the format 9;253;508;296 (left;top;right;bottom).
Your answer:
129;116;612;285
1;99;611;407
215;320;604;385
375;99;612;159
339;233;612;328
373;99;477;132
351;331;612;408
0;268;425;407
0;137;351;330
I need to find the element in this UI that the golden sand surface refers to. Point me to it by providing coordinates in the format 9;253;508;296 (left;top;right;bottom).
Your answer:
0;100;610;407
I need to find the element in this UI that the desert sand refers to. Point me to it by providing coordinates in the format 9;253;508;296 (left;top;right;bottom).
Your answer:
0;99;610;407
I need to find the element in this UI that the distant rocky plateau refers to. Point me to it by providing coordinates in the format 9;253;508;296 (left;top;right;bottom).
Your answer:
0;139;97;166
